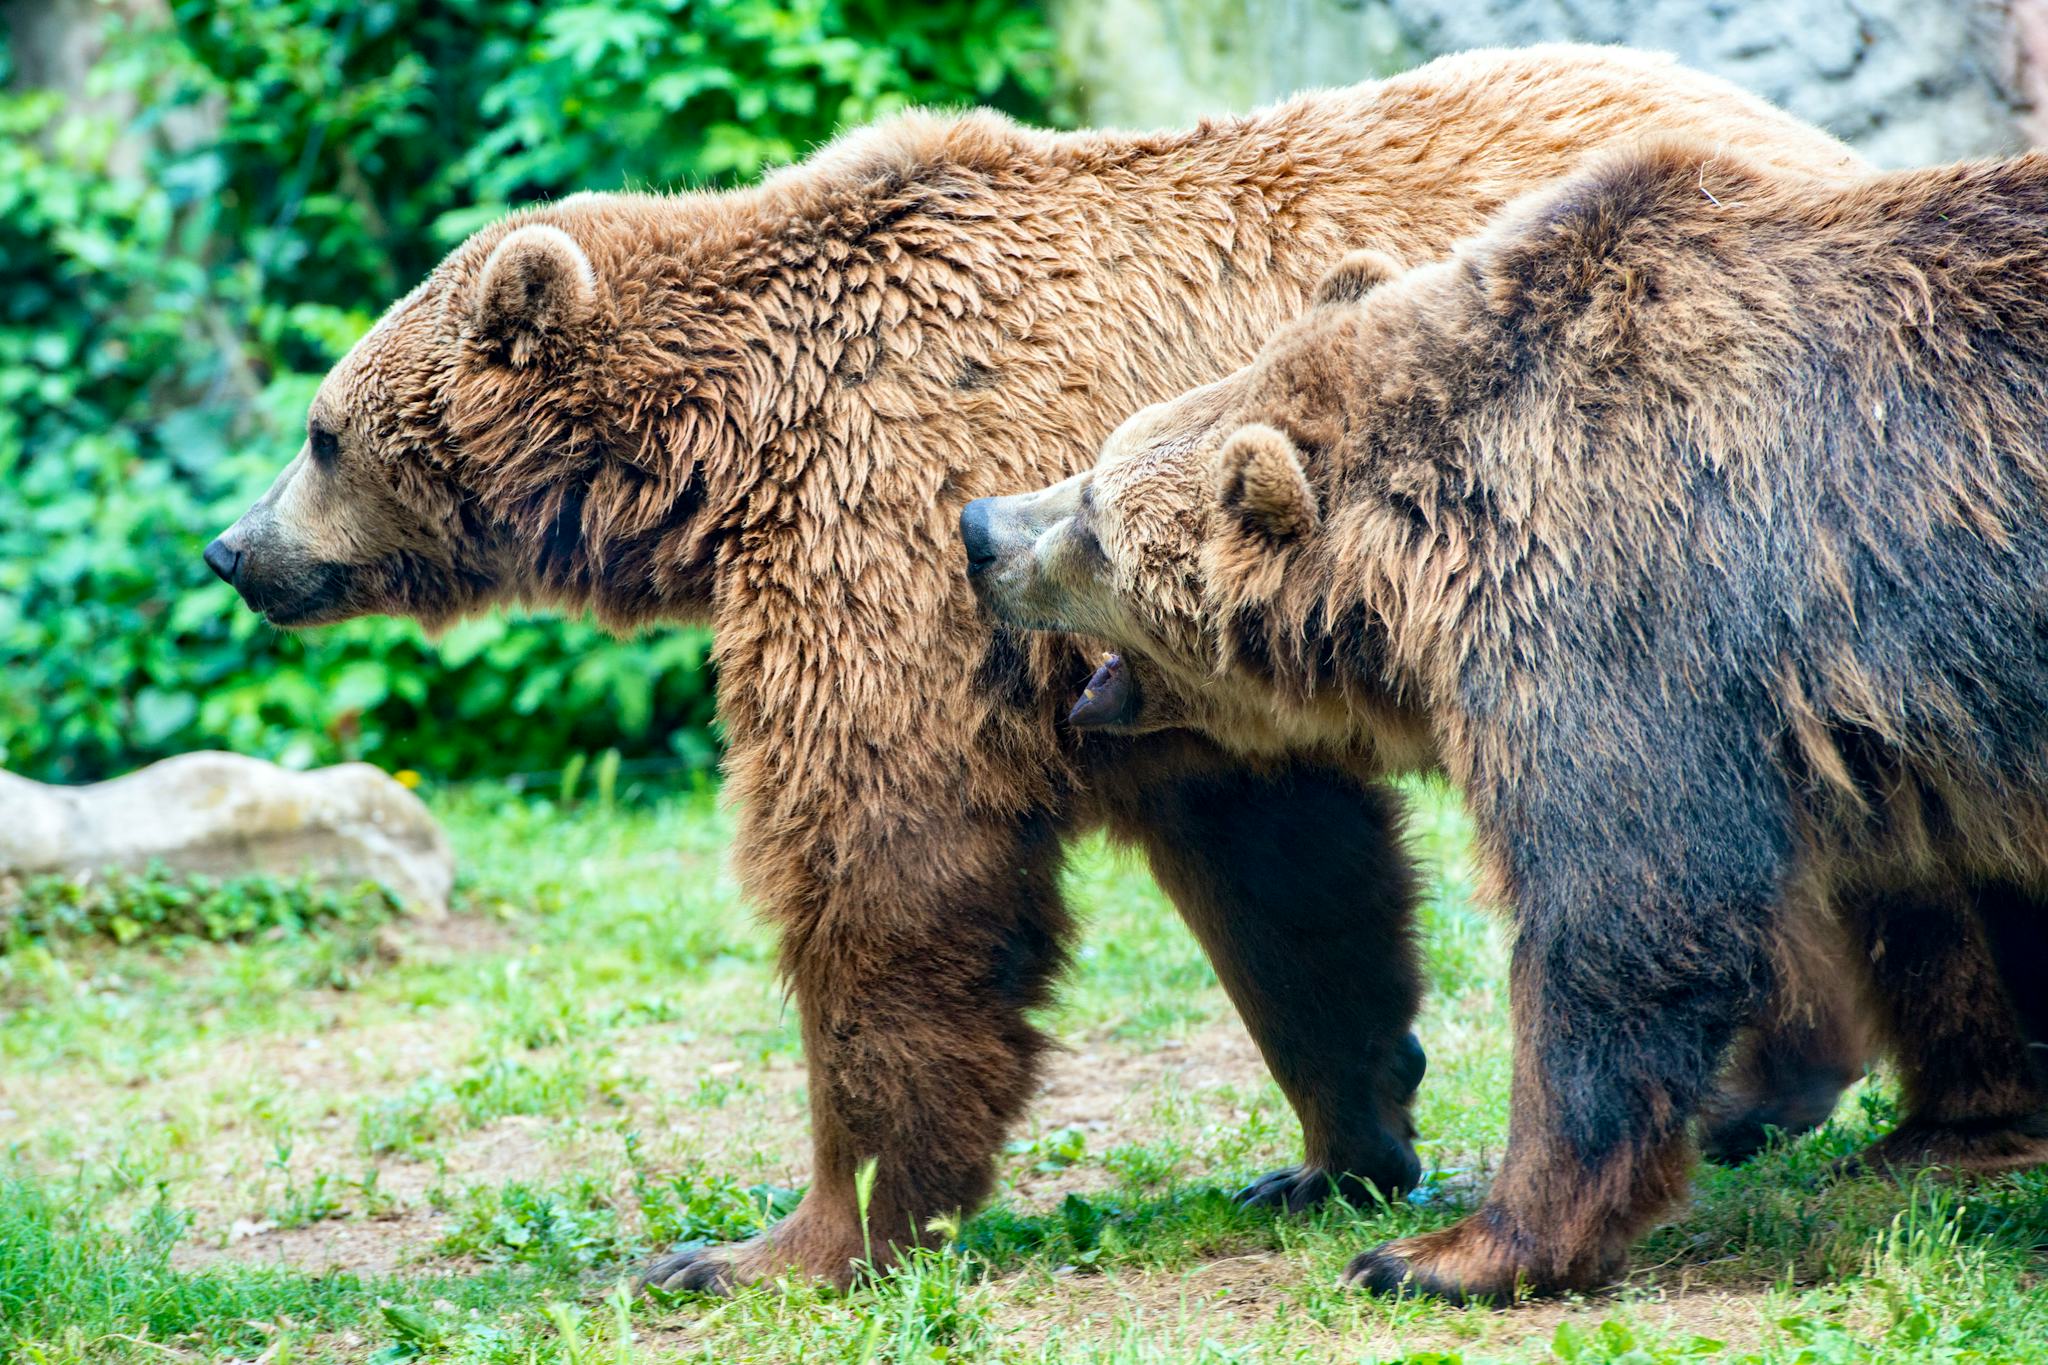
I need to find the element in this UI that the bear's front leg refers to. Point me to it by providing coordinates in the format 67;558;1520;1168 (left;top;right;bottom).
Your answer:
1346;762;1787;1303
643;810;1071;1294
1101;752;1426;1212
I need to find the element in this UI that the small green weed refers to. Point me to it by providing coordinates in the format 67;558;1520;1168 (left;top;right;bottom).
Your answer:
1006;1124;1089;1174
357;1051;632;1156
634;1162;802;1252
438;1178;628;1271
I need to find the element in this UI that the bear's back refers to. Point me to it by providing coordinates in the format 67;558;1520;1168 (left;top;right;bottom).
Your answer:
1433;145;2048;538
1446;146;2048;785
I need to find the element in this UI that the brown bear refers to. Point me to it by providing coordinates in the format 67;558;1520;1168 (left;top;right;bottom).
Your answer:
204;46;1870;1291
963;144;2048;1302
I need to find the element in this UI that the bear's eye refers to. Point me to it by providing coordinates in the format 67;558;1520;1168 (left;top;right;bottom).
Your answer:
309;426;340;464
1067;510;1108;568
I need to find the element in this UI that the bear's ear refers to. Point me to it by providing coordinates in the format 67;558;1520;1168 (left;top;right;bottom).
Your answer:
1311;248;1404;308
1216;424;1318;540
469;225;597;365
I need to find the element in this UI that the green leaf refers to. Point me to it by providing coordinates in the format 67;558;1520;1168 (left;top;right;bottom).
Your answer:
132;688;198;745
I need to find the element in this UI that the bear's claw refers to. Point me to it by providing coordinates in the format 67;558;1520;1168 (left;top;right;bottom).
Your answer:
1238;1032;1429;1214
1234;1149;1419;1212
1341;1241;1495;1306
1341;1245;1437;1299
1235;1165;1340;1213
640;1245;737;1297
1343;1215;1625;1306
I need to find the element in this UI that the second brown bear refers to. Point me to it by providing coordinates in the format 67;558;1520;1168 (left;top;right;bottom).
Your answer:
967;144;2048;1301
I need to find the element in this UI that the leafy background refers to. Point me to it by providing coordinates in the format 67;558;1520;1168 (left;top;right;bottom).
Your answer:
0;0;1057;784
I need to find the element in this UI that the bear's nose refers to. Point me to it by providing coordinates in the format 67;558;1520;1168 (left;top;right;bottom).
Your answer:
960;499;998;574
203;538;242;585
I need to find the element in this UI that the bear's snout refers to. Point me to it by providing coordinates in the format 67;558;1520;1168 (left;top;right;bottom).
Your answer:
201;518;354;627
960;498;999;575
959;480;1097;635
203;537;242;586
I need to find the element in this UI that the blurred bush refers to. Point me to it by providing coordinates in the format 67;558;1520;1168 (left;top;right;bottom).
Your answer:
0;0;1056;783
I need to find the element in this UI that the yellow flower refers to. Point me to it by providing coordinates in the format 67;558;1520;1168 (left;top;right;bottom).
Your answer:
393;769;422;790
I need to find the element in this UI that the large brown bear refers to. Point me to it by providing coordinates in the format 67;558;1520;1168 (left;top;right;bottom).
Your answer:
204;46;1870;1291
963;145;2048;1302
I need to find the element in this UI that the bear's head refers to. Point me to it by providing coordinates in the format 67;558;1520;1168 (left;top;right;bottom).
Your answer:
962;249;1404;744
206;208;731;633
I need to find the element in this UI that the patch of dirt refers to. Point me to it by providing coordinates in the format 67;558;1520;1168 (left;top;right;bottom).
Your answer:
167;1114;551;1276
171;1111;636;1276
589;1011;1273;1205
1039;1021;1269;1129
1008;1017;1272;1204
994;1252;1781;1359
222;1013;472;1096
392;904;529;960
171;1210;453;1278
159;998;1800;1359
604;1021;812;1174
166;1014;1272;1278
1005;1250;1301;1334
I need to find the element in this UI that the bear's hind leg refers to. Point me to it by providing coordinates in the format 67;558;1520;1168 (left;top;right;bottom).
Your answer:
1698;906;1870;1164
1837;878;2048;1176
1111;756;1425;1214
1699;1011;1866;1165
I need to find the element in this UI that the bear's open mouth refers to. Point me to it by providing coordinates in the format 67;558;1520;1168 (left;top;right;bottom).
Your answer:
1066;653;1141;730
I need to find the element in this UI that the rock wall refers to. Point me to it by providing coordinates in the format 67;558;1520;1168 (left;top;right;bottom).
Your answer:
1052;0;1415;129
1053;0;2028;166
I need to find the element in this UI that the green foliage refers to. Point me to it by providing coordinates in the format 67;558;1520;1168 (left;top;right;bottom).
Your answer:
439;1177;630;1271
3;864;398;951
0;1;1056;783
0;1176;332;1359
1005;1123;1089;1174
956;1188;1279;1274
844;1235;994;1362
634;1161;803;1251
0;1170;592;1363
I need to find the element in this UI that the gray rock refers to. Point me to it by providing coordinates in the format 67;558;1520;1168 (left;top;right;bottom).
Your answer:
0;752;453;914
1053;0;2024;167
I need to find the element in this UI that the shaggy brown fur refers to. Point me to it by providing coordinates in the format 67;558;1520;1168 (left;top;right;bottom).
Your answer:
974;145;2048;1301
208;47;1873;1291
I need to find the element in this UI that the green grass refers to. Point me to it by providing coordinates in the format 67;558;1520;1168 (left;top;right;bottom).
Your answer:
4;780;2047;1362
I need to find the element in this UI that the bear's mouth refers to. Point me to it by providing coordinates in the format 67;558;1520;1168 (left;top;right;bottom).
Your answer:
1066;653;1142;730
241;561;353;629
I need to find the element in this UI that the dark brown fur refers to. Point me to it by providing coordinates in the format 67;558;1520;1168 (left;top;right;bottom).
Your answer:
206;49;1879;1290
1084;145;2048;1300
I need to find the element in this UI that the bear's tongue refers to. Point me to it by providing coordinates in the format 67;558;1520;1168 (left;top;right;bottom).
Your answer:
1067;654;1137;730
